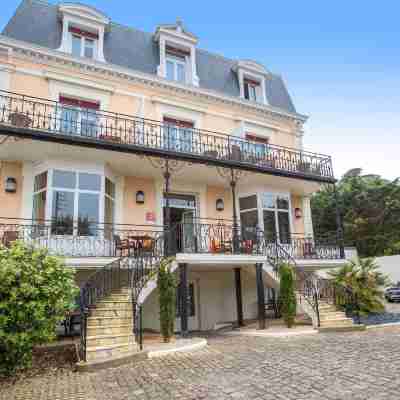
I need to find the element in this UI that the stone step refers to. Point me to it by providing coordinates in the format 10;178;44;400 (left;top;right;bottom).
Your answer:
87;316;133;327
86;343;138;362
95;300;132;309
318;324;366;333
319;318;354;327
87;324;132;336
106;295;131;301
86;333;135;348
319;312;348;320
91;308;133;318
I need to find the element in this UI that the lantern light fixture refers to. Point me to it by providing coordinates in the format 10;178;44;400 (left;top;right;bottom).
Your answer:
136;190;145;204
216;198;224;212
5;177;17;193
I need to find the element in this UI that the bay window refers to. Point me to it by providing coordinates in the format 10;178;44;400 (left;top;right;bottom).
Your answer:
238;192;292;244
261;193;291;243
32;169;115;237
239;195;259;241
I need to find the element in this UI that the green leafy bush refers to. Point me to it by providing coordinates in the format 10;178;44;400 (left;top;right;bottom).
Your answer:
328;258;390;316
0;242;78;376
157;258;176;342
278;263;297;328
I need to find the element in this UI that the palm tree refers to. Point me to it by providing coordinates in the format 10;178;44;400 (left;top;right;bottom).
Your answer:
328;258;390;316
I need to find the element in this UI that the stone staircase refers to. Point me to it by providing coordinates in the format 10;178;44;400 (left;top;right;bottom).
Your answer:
317;301;365;332
85;287;138;363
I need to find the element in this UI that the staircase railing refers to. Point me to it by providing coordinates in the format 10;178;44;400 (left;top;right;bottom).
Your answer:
79;258;123;362
261;233;322;326
125;225;178;350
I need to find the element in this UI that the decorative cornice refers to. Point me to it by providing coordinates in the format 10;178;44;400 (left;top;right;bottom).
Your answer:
0;35;308;124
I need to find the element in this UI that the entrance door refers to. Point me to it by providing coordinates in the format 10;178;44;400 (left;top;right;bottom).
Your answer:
181;210;196;252
163;193;197;253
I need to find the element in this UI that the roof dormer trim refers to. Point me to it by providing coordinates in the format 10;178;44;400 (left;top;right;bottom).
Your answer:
58;3;110;26
57;3;109;63
155;19;199;87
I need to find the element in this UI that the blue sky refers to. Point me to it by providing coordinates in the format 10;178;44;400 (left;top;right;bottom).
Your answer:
1;0;399;180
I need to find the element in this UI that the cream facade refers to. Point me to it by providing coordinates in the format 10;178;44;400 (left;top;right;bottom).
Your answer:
0;0;345;343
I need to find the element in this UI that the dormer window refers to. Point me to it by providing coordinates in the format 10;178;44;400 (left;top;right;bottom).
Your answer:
236;60;270;105
244;78;260;102
165;46;189;83
155;19;200;86
58;3;110;62
70;28;98;59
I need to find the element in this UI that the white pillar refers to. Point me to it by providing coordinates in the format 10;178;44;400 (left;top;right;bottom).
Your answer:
157;37;166;78
302;195;314;239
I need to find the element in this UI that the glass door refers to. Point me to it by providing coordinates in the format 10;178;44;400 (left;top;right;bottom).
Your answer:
181;210;196;252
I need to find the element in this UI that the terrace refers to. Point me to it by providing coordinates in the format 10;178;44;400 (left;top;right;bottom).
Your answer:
0;90;335;183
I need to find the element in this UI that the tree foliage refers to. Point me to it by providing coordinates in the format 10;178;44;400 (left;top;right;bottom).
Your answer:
328;258;390;315
311;169;400;257
157;258;176;342
0;242;78;376
278;263;297;328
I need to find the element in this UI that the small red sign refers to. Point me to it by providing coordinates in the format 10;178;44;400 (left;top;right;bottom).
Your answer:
146;212;156;223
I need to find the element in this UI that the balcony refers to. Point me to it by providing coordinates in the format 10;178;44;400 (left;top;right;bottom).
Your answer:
0;218;344;260
0;90;335;183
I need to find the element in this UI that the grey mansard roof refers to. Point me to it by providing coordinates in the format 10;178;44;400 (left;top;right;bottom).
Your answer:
2;0;297;114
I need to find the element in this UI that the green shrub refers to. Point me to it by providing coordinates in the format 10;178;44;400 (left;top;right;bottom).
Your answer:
278;263;297;328
0;242;78;376
158;258;176;342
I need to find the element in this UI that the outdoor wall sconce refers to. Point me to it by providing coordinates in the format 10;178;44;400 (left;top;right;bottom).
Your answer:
216;198;224;212
5;177;17;193
136;190;145;204
294;207;302;219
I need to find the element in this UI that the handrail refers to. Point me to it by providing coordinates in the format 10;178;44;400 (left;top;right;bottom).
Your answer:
79;258;123;362
0;89;335;181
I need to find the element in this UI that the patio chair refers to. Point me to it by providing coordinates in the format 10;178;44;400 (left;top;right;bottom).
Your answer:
114;234;135;257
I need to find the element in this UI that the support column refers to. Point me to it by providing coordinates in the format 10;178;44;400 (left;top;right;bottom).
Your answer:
164;160;171;255
302;195;314;239
333;185;345;259
179;263;189;337
255;263;266;330
230;169;240;254
234;268;244;327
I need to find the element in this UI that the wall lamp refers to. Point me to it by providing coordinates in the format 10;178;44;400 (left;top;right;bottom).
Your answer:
136;190;145;204
216;198;224;212
5;177;17;193
294;207;302;219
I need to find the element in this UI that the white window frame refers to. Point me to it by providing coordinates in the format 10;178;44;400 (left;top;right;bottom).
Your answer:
32;168;117;236
244;81;259;102
166;55;187;83
237;191;294;244
70;32;97;59
58;98;100;137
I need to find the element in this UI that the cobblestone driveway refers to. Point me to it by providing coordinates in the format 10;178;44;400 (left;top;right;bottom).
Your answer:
3;327;400;400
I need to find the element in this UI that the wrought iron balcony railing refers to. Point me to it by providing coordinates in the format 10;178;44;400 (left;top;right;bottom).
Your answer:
0;218;344;260
0;90;334;183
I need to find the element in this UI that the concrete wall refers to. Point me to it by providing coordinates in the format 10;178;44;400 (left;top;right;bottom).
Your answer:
0;161;23;219
376;255;400;285
142;267;259;332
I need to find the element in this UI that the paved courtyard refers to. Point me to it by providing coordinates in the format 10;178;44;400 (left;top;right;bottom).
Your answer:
3;327;400;400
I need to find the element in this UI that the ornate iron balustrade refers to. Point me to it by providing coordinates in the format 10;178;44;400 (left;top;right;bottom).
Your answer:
0;218;345;260
0;90;334;182
0;218;164;257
